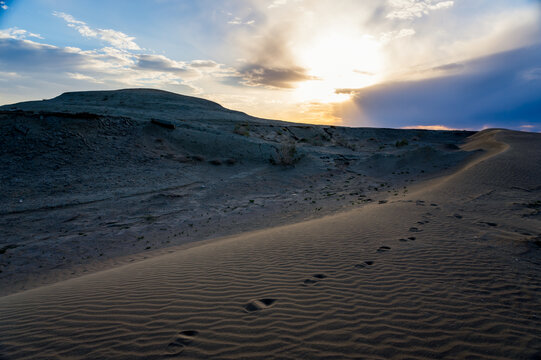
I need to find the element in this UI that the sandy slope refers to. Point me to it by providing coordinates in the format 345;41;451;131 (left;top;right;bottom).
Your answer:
0;129;539;359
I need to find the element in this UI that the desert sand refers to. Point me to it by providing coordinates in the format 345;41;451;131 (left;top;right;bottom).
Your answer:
0;89;540;359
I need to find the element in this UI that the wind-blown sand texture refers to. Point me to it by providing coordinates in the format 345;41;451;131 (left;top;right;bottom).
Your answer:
0;90;540;359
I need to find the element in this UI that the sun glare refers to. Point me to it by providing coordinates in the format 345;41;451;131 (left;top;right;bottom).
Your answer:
294;31;384;103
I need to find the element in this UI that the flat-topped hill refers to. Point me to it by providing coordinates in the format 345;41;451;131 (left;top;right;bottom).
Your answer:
1;88;259;123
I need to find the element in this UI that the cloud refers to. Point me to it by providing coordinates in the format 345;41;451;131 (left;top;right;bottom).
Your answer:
228;16;320;89
385;0;454;20
0;28;43;40
96;29;140;50
335;88;363;95
522;67;541;81
135;54;191;74
0;37;201;98
0;20;239;107
0;1;7;10
0;13;233;93
0;38;89;72
134;55;235;81
268;0;288;8
266;0;305;9
237;64;317;89
0;71;20;80
228;17;255;25
53;11;141;50
380;28;415;43
223;8;258;26
432;63;464;72
0;36;221;89
386;0;454;20
344;44;541;130
190;60;219;68
395;28;416;38
66;72;103;83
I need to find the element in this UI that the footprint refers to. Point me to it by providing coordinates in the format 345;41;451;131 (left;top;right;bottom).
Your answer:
166;330;199;355
480;221;498;227
355;260;374;268
454;213;463;219
244;298;276;312
399;238;408;242
377;246;391;253
302;274;327;286
409;227;422;232
408;236;416;241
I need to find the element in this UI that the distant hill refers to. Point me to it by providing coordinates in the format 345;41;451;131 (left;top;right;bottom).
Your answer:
0;88;267;123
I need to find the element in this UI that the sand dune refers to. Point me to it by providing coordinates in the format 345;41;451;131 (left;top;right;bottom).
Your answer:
0;127;539;359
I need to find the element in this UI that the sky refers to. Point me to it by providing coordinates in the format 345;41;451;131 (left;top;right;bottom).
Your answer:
0;0;540;131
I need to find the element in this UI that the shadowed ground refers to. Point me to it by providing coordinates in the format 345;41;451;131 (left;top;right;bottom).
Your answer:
0;89;473;295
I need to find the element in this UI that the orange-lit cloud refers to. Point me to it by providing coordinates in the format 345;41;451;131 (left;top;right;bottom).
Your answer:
236;65;318;89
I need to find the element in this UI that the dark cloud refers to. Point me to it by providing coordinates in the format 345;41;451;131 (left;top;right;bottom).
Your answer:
0;38;134;74
190;60;219;68
346;44;541;130
335;88;362;95
432;63;464;72
237;64;317;89
231;21;317;89
0;37;200;104
0;38;86;71
249;26;293;66
135;54;189;73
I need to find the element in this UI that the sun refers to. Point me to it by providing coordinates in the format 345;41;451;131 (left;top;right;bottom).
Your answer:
293;31;384;103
